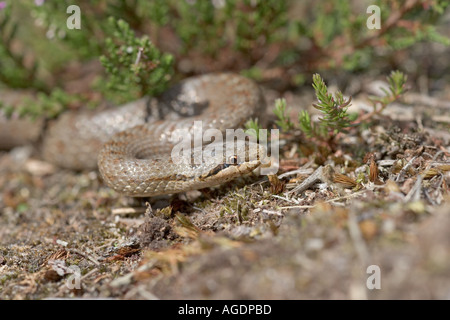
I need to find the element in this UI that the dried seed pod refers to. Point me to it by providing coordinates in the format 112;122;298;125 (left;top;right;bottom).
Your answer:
369;158;379;183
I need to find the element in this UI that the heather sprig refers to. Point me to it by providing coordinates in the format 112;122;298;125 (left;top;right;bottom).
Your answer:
274;74;355;142
99;18;174;103
370;70;407;107
273;98;294;132
310;73;354;135
2;88;80;120
276;72;407;143
360;70;408;122
0;3;46;92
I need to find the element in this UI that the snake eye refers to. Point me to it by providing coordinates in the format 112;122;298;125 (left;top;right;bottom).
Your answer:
227;155;240;166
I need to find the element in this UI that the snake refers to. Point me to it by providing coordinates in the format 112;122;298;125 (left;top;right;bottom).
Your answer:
0;73;267;197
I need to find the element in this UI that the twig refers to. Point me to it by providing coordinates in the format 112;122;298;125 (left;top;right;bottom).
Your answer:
271;194;300;204
110;260;156;288
403;175;423;203
134;47;144;65
432;150;447;162
378;160;395;167
277;167;314;180
279;205;316;210
286;165;327;195
111;207;147;215
262;209;284;217
395;156;417;182
68;248;100;266
80;267;99;281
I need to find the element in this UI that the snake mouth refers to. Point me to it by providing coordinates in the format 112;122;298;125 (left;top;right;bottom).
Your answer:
198;159;262;182
196;141;266;181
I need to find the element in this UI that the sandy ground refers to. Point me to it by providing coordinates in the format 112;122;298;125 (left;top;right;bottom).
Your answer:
0;81;449;300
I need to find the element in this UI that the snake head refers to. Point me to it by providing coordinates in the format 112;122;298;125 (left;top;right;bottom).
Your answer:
198;141;266;182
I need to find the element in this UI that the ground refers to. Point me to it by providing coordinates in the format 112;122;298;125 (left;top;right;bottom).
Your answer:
0;75;449;299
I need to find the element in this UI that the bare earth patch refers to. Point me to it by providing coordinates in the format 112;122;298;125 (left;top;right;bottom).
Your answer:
0;84;449;299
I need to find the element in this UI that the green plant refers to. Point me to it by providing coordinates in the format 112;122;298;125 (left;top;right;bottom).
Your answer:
0;3;47;92
272;74;354;142
365;70;408;119
29;0;108;59
275;71;407;143
273;98;294;132
2;88;81;120
226;0;288;53
307;74;354;137
99;18;174;103
244;118;262;139
280;0;450;79
297;74;355;142
0;1;447;121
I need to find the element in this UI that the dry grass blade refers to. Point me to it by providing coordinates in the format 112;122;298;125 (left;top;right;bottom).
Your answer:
331;172;357;189
268;174;285;194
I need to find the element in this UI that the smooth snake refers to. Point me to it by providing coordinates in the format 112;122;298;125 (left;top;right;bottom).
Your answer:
0;73;267;197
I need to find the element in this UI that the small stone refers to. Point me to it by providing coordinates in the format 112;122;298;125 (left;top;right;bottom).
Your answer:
359;220;378;241
43;269;63;282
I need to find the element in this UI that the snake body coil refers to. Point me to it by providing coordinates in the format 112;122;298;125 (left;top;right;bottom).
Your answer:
9;73;266;196
97;73;266;196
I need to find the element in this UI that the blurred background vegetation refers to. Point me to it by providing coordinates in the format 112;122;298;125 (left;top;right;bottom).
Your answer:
0;0;449;118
